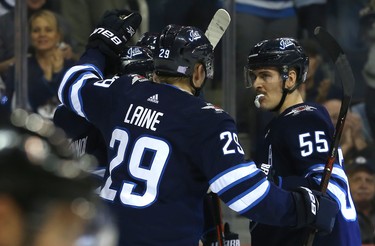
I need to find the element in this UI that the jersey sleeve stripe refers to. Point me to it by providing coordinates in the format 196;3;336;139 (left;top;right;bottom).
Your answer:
305;164;347;181
209;162;259;193
69;73;99;118
58;64;103;104
227;178;270;213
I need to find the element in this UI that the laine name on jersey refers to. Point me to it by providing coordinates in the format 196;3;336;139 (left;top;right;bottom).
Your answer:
123;103;164;131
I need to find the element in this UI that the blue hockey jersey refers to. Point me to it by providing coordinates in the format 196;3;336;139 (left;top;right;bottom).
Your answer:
58;49;329;246
252;103;361;246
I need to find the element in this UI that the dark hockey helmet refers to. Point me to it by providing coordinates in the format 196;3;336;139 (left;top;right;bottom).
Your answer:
119;45;154;78
244;38;309;88
154;24;214;79
136;32;159;56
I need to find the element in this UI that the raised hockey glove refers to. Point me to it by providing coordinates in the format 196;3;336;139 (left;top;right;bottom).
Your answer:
292;187;338;234
87;9;142;58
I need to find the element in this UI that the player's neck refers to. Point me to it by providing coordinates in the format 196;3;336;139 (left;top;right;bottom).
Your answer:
170;80;194;95
278;91;304;114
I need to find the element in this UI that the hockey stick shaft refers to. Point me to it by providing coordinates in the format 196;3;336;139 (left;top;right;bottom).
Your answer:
304;26;355;246
204;9;231;246
212;193;225;246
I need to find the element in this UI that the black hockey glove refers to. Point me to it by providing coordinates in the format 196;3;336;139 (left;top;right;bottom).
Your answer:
292;187;339;234
87;9;142;58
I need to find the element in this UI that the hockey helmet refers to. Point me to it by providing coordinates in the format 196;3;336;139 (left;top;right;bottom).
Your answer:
119;45;154;78
244;38;309;88
154;24;214;79
136;32;159;56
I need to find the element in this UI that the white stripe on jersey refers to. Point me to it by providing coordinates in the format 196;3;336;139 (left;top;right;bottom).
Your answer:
305;164;357;221
58;64;103;103
209;162;259;193
305;164;348;183
70;73;99;118
228;179;269;213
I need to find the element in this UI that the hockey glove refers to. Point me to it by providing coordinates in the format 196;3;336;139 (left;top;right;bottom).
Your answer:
292;187;338;234
87;9;142;58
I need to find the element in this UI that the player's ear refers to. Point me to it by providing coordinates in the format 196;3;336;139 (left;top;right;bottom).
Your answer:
153;72;162;83
192;63;205;87
286;69;297;89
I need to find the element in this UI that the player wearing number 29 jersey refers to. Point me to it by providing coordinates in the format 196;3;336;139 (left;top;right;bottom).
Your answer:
244;38;361;246
58;23;339;246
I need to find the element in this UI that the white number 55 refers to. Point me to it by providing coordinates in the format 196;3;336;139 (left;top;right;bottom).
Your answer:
299;131;329;157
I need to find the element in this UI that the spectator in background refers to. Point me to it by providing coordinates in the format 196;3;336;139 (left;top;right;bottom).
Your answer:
364;81;375;144
3;10;75;119
0;0;76;80
323;99;375;164
361;0;375;144
347;159;375;244
299;38;341;104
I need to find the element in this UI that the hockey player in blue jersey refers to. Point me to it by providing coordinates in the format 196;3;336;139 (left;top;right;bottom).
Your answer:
54;44;155;178
58;9;340;246
244;37;361;246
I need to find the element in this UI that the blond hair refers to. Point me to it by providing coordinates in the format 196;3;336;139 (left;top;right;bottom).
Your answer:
29;9;63;40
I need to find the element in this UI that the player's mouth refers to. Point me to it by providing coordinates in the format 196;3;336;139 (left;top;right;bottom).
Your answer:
254;93;265;108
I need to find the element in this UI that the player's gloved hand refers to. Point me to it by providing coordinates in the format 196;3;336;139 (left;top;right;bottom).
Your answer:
87;9;142;58
292;187;339;234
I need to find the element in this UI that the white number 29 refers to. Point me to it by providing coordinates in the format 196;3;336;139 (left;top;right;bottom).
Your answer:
299;131;329;157
158;48;170;58
100;128;170;207
220;131;245;155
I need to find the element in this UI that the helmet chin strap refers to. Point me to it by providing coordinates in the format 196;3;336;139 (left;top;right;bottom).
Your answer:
190;78;207;97
270;75;299;112
271;88;289;112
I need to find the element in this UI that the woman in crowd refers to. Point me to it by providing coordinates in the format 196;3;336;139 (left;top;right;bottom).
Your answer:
3;9;75;118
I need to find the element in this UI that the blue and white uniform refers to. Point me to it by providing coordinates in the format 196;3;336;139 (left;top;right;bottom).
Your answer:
59;48;318;246
252;103;361;246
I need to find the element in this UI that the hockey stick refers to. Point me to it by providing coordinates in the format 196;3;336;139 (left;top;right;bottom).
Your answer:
204;9;231;246
304;26;355;246
205;8;231;49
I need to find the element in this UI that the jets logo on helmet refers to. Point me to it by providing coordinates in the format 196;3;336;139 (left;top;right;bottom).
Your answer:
119;45;154;78
126;47;144;58
188;30;201;42
280;39;294;50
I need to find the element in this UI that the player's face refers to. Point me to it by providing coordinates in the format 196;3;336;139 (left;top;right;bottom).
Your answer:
252;68;284;110
349;171;375;204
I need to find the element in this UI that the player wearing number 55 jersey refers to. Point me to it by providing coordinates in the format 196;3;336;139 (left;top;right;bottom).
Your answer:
58;11;339;246
244;38;361;246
